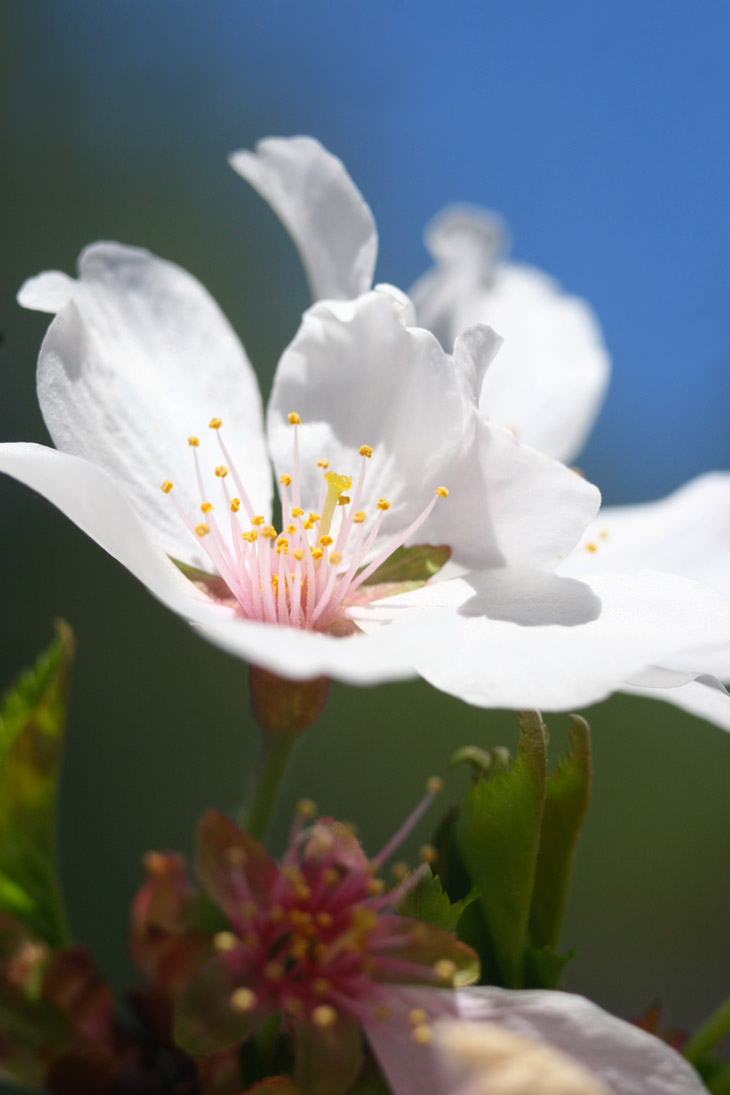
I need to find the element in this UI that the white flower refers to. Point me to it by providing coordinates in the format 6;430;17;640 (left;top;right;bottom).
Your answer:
362;987;707;1095
2;138;730;719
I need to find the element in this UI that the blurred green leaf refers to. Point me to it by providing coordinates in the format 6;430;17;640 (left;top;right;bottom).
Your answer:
397;867;476;933
529;715;592;953
523;943;575;990
455;711;547;987
359;544;450;586
0;623;74;948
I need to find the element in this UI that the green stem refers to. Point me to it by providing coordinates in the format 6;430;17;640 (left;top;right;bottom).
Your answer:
242;731;297;842
709;1068;730;1095
685;995;730;1065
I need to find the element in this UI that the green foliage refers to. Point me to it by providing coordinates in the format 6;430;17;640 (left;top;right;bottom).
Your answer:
358;544;451;586
397;867;475;933
0;623;74;948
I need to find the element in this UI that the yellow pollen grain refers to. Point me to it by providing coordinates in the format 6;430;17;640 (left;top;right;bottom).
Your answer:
337;495;351;506
412;1024;433;1046
290;936;310;961
316;912;333;928
209;417;223;430
312;977;330;996
264;961;285;982
308;512;321;523
374;1003;392;1020
419;844;438;865
585;541;598;553
291;507;304;518
213;931;237;953
292;548;305;562
261;525;277;539
427;776;444;794
280;473;292;486
353;510;366;524
311;548;324;560
200;502;214;513
160;479;173;493
359;444;373;458
271;575;279;589
319;535;333;547
435;485;449;497
312;1005;338;1029
230;497;241;513
434;959;457;983
367;878;385;896
195;522;210;537
288;411;301;425
215;465;228;478
329;551;342;566
230;987;256;1013
377;498;391;511
317;459;329;469
409;1008;429;1027
188;435;200;447
323;867;340;886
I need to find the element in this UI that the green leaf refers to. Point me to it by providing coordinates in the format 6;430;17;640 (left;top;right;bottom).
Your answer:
455;711;547;987
0;623;74;947
358;544;451;587
397;868;475;933
523;944;575;990
529;715;592;954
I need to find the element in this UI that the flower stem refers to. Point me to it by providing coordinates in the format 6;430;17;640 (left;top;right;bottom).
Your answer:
242;730;298;842
684;995;730;1066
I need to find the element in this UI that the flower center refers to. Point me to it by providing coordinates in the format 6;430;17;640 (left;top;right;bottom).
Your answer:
160;414;448;630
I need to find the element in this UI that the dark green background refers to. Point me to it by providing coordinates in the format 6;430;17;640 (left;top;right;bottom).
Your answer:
1;0;729;1040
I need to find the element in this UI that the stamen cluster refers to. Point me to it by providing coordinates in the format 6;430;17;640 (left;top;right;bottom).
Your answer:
161;414;447;630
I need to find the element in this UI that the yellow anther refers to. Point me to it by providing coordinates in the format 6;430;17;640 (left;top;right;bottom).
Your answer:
251;515;265;526
296;798;317;819
367;878;385;896
160;479;173;493
377;498;391;511
230;497;241;513
292;548;305;562
427;776;444;795
291;507;304;518
200;502;214;513
374;1003;392;1020
213;931;237;953
434;959;457;984
215;464;228;478
142;851;167;875
317;458;329;469
312;1005;338;1029
209;417;223;430
242;529;259;543
350;906;377;933
195;522;210;537
359;444;373;458
290;936;310;960
435;485;449;497
230;987;257;1013
288;411;301;425
329;551;342;566
264;961;285;982
276;537;289;548
312;977;330;997
261;525;277;539
409;1008;429;1027
315;911;333;928
585;541;598;552
308;512;321;523
353;510;366;524
188;435;200;447
419;844;438;865
271;575;279;589
323;867;339;886
303;520;314;530
337;495;351;506
280;473;292;486
311;548;324;560
287;523;297;534
319;535;334;547
390;861;409;883
412;1024;433;1045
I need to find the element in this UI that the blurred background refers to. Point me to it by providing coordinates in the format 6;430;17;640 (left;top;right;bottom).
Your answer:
1;0;729;1036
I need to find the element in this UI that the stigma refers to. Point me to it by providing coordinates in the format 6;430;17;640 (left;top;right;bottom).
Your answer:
159;414;448;630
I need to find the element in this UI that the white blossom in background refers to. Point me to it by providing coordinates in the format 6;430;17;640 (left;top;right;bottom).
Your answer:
1;137;729;721
231;135;730;727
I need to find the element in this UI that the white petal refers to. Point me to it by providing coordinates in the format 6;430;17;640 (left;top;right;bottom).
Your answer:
353;569;730;712
410;206;610;463
625;671;730;732
268;289;480;563
17;270;76;313
229;136;377;301
560;473;730;596
33;242;271;567
364;986;705;1095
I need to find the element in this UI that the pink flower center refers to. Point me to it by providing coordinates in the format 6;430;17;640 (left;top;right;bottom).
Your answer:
160;414;448;630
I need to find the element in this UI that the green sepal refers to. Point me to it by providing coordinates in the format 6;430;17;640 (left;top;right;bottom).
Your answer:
358;544;451;587
293;1011;363;1095
0;623;74;947
528;715;592;953
449;744;511;779
397;867;476;934
455;711;547;987
523;943;575;990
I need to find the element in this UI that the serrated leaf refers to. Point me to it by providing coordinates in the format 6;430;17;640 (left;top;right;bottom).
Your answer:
529;715;592;954
397;868;475;933
455;711;547;987
523;944;575;989
0;624;73;947
358;544;451;586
